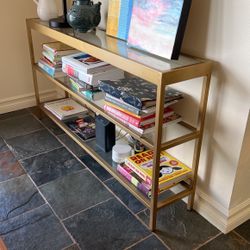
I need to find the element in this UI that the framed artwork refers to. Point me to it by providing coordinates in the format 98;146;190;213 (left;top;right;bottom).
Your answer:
127;0;192;60
106;0;133;40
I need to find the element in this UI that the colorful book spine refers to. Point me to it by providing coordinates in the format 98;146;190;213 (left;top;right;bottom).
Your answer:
104;104;141;127
38;60;56;77
105;101;174;120
117;164;151;198
105;94;141;115
125;160;152;185
42;51;61;63
106;0;133;40
82;90;104;101
104;104;175;127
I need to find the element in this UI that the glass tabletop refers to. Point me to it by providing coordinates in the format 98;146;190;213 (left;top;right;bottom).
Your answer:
35;19;202;73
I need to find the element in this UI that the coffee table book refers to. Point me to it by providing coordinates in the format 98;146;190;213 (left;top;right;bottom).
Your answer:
44;98;88;120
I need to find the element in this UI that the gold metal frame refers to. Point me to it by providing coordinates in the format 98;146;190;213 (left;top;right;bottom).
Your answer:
26;18;212;231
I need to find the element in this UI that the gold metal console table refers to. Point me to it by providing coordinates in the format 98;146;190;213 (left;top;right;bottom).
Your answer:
26;18;212;231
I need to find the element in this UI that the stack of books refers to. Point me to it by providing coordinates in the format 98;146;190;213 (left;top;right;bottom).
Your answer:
99;77;183;135
117;150;192;198
44;98;88;120
38;42;78;78
62;53;124;101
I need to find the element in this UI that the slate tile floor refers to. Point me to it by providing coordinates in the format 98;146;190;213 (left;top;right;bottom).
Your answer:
0;108;249;250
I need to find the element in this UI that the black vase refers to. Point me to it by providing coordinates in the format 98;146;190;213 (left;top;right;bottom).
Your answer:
67;0;102;33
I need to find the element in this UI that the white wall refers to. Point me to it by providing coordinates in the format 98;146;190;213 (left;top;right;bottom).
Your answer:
0;1;65;113
174;0;250;232
230;112;250;208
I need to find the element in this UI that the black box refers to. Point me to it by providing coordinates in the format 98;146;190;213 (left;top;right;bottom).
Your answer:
95;115;115;152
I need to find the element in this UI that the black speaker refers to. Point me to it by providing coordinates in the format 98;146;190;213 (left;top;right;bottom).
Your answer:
95;115;116;152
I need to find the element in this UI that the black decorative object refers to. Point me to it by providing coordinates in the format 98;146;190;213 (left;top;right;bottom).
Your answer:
49;0;70;28
67;0;102;32
95;115;115;152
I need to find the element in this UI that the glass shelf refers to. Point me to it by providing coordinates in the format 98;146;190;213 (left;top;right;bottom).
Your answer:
35;65;200;150
28;18;208;86
40;105;193;209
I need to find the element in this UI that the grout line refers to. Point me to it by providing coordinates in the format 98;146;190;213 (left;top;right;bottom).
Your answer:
133;209;171;249
124;234;153;249
26;174;77;245
30;107;170;248
232;230;250;244
62;197;114;222
0;112;31;122
55;135;88;169
0;173;29;186
193;232;222;250
61;243;80;250
4;127;45;141
136;208;147;216
31;111;88;170
18;146;64;162
37;169;88;189
103;176;115;183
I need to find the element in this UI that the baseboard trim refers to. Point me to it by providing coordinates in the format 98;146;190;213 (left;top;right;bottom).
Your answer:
0;89;58;114
194;190;250;233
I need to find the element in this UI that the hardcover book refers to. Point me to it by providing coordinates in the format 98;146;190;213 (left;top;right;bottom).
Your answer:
127;0;192;60
104;103;174;127
106;0;133;40
125;150;192;187
43;42;78;56
117;163;152;198
105;93;180;115
38;59;65;78
44;98;88;120
62;53;112;74
62;63;124;87
117;163;184;198
106;111;182;135
99;77;183;109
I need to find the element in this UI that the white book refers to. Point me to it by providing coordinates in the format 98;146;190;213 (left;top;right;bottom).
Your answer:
62;63;124;87
62;52;112;74
44;98;88;120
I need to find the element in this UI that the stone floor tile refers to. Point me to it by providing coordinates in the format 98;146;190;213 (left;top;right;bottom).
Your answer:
58;134;86;158
0;109;29;121
6;129;62;160
0;175;45;221
105;178;145;214
137;200;219;250
85;139;113;164
199;232;250;250
20;147;84;186
127;235;168;250
80;154;112;181
235;220;250;243
39;116;65;136
0;114;43;139
0;151;25;182
63;244;80;250
64;198;150;250
40;170;112;219
0;204;72;250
